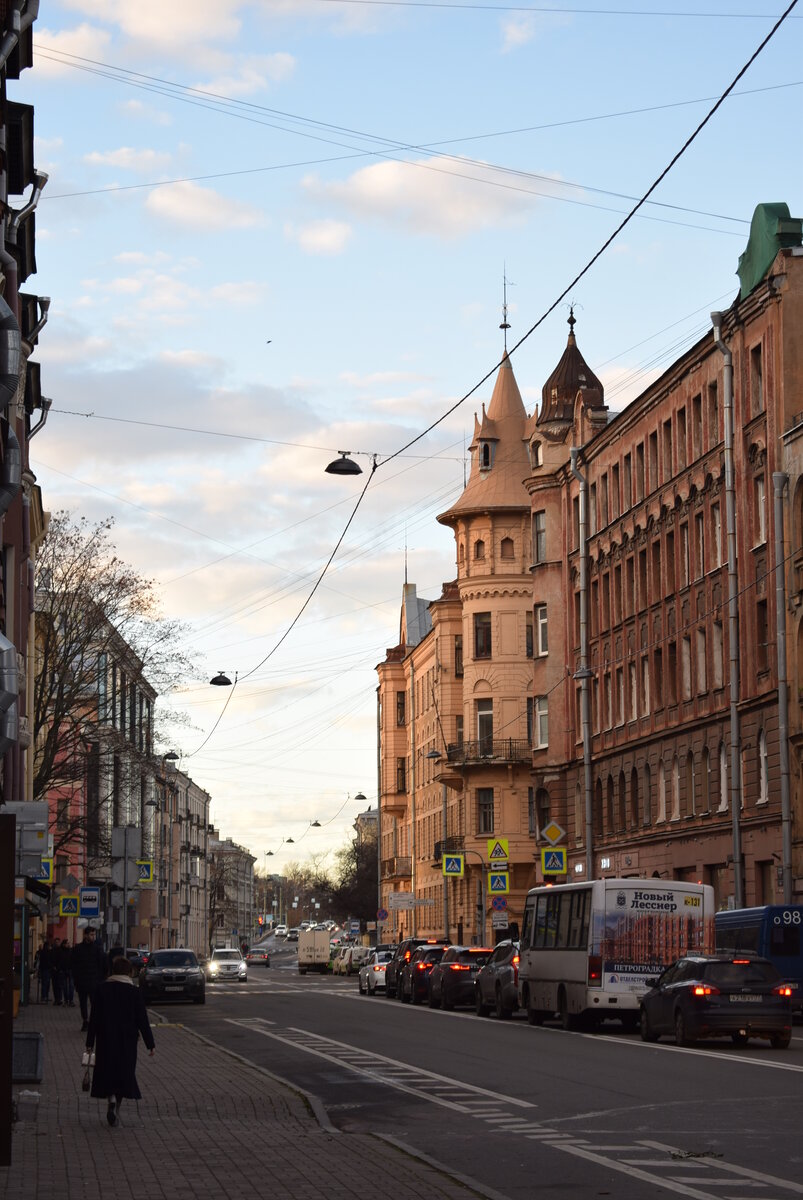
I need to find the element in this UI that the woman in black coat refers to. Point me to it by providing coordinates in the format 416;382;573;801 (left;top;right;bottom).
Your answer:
86;956;155;1126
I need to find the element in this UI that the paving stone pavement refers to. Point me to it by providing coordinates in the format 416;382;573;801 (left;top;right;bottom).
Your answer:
2;999;489;1200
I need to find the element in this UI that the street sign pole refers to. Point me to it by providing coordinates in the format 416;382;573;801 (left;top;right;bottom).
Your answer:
122;825;129;949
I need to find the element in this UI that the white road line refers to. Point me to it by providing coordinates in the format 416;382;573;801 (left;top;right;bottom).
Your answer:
587;1033;803;1073
642;1142;803;1194
552;1142;733;1200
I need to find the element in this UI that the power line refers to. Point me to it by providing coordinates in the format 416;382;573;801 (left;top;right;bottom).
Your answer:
312;0;798;14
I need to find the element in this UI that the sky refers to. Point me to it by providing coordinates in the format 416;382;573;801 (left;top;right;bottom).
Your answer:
21;0;803;872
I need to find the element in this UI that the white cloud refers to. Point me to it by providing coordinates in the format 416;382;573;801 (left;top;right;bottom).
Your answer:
501;17;538;52
286;219;352;256
119;100;173;127
159;349;226;372
144;181;265;230
60;0;243;56
340;369;427;389
84;147;172;173
33;23;112;77
303;158;532;238
199;53;296;96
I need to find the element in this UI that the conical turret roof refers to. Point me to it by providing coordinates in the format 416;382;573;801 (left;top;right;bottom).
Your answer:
438;353;531;523
538;310;603;424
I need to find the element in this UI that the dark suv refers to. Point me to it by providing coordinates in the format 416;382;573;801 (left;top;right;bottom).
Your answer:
640;954;793;1048
399;945;448;1005
385;938;450;999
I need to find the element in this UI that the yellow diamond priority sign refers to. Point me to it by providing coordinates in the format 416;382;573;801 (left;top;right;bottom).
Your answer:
540;821;566;846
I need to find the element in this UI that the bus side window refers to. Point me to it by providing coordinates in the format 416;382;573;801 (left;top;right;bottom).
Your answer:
557;892;571;948
771;921;801;956
521;899;535;949
534;895;548;948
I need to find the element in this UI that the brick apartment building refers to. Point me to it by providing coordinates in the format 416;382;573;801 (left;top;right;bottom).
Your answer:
377;203;803;940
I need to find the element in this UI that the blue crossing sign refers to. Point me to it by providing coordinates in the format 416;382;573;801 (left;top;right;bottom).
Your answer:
59;894;79;916
541;847;568;874
443;854;464;878
488;872;509;894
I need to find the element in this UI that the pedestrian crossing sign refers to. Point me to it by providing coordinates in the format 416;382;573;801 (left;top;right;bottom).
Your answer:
59;894;79;915
443;854;464;878
488;872;509;894
486;838;509;862
541;847;568;874
35;857;53;883
137;859;153;883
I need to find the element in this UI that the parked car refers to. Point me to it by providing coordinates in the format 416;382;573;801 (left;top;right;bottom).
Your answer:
245;947;271;968
346;945;373;976
207;948;248;983
428;946;494;1010
359;950;393;995
332;945;352;976
139;949;205;1005
385;938;450;998
399;945;447;1005
475;940;520;1020
124;948;149;978
639;953;793;1048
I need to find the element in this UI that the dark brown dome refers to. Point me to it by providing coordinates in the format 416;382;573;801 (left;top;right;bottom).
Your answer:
538;310;604;424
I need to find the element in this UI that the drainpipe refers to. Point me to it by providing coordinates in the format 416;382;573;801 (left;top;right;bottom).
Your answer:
711;311;743;909
28;395;51;439
25;295;50;346
0;2;22;72
570;448;594;880
772;472;792;903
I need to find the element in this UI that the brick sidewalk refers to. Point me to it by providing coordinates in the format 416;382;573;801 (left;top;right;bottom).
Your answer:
1;1000;494;1200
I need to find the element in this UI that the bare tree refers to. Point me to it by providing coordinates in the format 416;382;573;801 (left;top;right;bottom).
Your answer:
34;511;196;859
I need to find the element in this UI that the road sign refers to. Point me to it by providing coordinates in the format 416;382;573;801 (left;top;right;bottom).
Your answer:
388;892;415;910
491;895;507;912
79;887;100;918
541;821;566;846
487;838;509;862
111;860;140;888
541;847;568;874
59;894;79;916
443;853;464;878
488;872;509;894
137;859;153;883
377;907;388;921
492;912;509;930
34;857;52;883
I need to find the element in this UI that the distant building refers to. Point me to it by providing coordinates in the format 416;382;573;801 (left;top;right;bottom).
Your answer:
208;830;255;949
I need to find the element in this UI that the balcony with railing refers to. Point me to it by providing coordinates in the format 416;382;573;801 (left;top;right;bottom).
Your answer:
381;855;412;881
446;738;531;765
433;836;465;862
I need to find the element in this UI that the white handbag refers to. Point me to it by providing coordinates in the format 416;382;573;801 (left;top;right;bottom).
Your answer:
81;1050;95;1067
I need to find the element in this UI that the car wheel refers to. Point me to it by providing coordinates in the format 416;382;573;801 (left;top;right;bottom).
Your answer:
731;1032;749;1047
495;986;511;1020
640;1007;659;1042
770;1031;791;1049
440;987;453;1012
400;980;410;1004
358;976;365;994
674;1009;693;1047
475;987;490;1018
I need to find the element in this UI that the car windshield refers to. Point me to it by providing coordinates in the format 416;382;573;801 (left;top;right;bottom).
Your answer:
213;950;241;961
150;952;197;968
705;961;780;987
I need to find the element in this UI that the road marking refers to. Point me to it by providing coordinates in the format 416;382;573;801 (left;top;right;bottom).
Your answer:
586;1033;803;1074
642;1142;803;1194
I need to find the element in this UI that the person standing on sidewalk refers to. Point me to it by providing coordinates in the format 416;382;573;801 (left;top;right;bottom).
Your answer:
37;936;55;1003
71;927;107;1031
87;955;155;1127
57;939;75;1006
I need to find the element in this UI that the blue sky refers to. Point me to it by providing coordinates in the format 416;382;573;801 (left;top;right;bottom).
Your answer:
23;1;802;866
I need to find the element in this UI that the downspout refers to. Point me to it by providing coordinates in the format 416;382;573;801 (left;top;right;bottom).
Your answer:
570;448;594;880
772;472;793;903
28;395;50;439
0;2;22;72
711;311;743;909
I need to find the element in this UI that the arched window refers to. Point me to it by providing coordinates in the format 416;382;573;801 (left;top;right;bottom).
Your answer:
606;777;615;836
500;537;514;559
701;746;710;813
618;771;627;830
758;730;769;804
630;766;640;827
643;763;652;827
480;442;495;469
474;539;485;560
685;752;695;817
458;542;465;562
594;778;603;839
574;782;583;843
531;441;543;468
671;757;680;821
657;760;667;823
718;742;728;812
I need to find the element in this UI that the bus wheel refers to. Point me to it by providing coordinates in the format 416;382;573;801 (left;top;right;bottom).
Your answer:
558;988;577;1031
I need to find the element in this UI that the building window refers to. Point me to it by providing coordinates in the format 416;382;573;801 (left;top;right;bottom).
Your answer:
756;599;769;673
681;636;692;701
708;380;719;445
601;473;609;527
712;502;722;566
474;538;485;560
677;408;687;471
477;699;493;754
526;696;534;745
750;344;764;414
657;760;666;823
477;788;494;834
665;531;675;593
626;557;635;617
531;441;543;468
641;655;650;717
454;634;463;677
758;730;769;805
614;565;622;624
396;690;406;726
754;475;766;545
662;419;672;482
636;442;645;501
532;511;546;564
604;672;612;730
623;453;632;510
480;441;495;468
713;620;724;688
536;605;548;655
396;758;406;793
526;611;534;657
692;393;702;459
696;628;707;693
671;757;680;820
653;647;663;708
534;696;549;748
455;715;464;747
649;431;658;490
500;536;514;559
701;746;711;813
616;667;625;726
638;549;647;611
667;641;677;705
718;742;728;812
611;463;620;519
694;512;705;579
474;611;491;659
680;523;690;588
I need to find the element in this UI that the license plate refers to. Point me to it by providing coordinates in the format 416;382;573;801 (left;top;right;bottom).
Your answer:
165;985;184;992
731;994;761;1002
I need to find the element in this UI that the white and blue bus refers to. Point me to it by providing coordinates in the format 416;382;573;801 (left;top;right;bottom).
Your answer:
519;878;715;1030
715;905;803;1012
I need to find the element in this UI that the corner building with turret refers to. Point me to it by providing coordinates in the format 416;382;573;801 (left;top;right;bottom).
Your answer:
377;204;803;944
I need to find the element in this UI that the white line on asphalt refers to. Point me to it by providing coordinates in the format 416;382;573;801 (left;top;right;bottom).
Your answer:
586;1032;803;1073
551;1142;735;1200
641;1141;803;1194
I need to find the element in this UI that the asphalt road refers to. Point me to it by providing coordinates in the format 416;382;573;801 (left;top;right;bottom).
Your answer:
160;940;803;1200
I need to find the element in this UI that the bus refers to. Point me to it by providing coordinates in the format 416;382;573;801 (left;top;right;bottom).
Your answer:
519;878;715;1030
715;905;803;1013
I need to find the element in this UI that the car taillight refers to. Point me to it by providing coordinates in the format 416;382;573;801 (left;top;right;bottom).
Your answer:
416;963;428;971
450;964;470;971
404;951;411;961
732;959;751;965
692;984;720;996
775;984;793;997
588;955;602;987
372;965;384;973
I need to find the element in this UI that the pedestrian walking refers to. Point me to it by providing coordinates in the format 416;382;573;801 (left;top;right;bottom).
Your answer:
37;936;55;1003
71;927;107;1031
56;939;75;1006
86;955;155;1127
